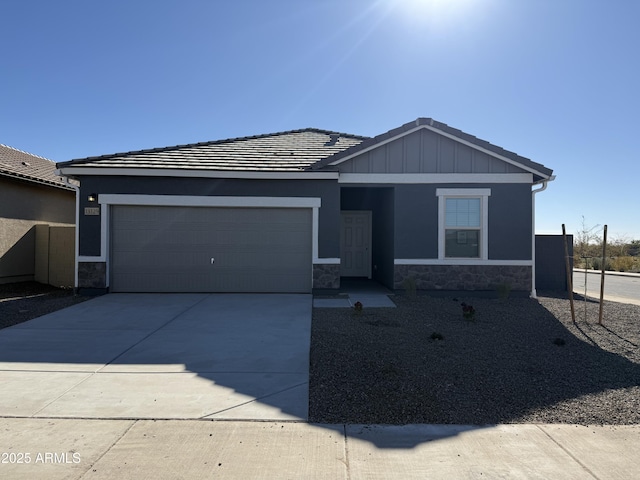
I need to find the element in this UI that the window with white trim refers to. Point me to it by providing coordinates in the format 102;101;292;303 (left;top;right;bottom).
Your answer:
437;189;491;260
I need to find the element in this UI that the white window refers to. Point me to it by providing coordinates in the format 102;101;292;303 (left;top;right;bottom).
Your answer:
437;189;490;260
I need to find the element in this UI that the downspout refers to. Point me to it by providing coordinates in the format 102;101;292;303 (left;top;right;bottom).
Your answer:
530;175;556;298
56;169;79;292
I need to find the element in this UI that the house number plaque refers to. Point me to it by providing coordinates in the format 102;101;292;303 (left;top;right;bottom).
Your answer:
84;207;100;216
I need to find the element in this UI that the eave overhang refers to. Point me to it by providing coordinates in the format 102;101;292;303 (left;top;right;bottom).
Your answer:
56;166;340;180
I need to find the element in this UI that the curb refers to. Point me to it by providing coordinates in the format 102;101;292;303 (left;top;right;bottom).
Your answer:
573;268;640;278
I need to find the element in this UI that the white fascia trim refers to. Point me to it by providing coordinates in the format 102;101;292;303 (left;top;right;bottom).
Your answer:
395;259;533;266
59;167;338;180
313;258;341;265
98;194;321;208
339;173;533;184
420;125;550;179
328;124;551;179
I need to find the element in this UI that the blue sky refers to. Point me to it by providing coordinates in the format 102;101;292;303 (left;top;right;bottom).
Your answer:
2;0;638;240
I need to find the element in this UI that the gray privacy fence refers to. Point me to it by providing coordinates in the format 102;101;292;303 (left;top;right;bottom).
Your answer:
35;225;75;288
536;234;573;292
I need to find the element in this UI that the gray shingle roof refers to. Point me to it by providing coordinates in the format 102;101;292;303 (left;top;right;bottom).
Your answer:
57;129;367;172
0;144;72;189
312;118;554;178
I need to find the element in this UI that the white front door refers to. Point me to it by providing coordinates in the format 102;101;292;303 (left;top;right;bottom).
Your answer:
340;211;371;278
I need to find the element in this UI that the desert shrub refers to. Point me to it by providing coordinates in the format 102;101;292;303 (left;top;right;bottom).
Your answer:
591;257;613;271
612;256;635;272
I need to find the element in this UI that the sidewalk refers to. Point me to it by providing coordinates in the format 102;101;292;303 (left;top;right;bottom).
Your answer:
572;268;640;306
573;268;640;278
1;418;639;479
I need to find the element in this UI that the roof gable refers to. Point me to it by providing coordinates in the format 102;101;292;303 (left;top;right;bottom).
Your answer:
312;118;553;180
0;144;72;189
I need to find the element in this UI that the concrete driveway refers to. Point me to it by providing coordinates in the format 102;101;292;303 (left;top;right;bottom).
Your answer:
0;293;311;420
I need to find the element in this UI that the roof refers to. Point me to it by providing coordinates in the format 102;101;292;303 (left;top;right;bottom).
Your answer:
57;129;367;172
0;144;73;190
56;118;553;180
312;118;554;179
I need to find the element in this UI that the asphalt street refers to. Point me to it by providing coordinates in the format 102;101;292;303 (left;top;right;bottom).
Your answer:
572;270;640;304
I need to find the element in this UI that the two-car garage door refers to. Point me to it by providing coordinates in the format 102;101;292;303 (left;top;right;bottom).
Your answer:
110;205;312;293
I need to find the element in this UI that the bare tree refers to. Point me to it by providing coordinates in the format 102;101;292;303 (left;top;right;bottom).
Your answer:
574;216;602;267
608;233;630;258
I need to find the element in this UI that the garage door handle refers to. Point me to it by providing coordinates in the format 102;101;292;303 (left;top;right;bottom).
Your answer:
211;258;215;265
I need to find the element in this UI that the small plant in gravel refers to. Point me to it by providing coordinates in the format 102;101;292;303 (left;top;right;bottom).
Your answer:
430;332;444;341
353;301;363;314
461;302;476;321
553;337;566;346
402;276;417;297
495;282;512;300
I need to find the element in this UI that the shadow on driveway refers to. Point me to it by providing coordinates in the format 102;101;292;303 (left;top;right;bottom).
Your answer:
1;292;639;449
0;293;310;421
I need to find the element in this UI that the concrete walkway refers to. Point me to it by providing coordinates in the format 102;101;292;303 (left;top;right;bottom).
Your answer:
313;278;397;308
1;418;638;479
0;293;311;421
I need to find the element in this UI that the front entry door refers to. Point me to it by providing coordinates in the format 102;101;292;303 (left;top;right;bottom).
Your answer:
340;211;372;278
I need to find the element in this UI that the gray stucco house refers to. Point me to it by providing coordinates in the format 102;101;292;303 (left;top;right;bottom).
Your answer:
1;144;75;284
56;118;554;296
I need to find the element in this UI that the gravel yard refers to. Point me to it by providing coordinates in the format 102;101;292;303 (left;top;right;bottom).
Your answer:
0;282;89;330
4;283;639;425
310;293;640;425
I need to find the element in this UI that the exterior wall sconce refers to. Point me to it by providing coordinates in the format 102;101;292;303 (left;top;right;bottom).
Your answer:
88;194;98;202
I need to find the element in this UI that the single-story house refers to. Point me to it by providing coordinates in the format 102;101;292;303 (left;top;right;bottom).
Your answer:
0;144;75;285
55;118;554;296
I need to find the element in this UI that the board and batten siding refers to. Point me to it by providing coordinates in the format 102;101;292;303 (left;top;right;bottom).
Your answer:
337;128;528;175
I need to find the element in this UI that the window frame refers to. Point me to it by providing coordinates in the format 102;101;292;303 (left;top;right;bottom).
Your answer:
437;188;491;260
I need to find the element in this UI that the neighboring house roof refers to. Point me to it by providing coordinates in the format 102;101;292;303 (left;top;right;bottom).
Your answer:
0;144;72;190
311;118;554;179
57;129;367;172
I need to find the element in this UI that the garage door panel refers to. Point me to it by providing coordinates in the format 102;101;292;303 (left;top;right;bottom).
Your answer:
113;252;210;270
112;270;311;293
110;205;312;293
113;251;310;271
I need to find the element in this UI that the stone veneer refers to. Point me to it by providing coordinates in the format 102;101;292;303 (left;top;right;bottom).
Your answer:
313;264;340;289
394;264;531;291
78;262;107;289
